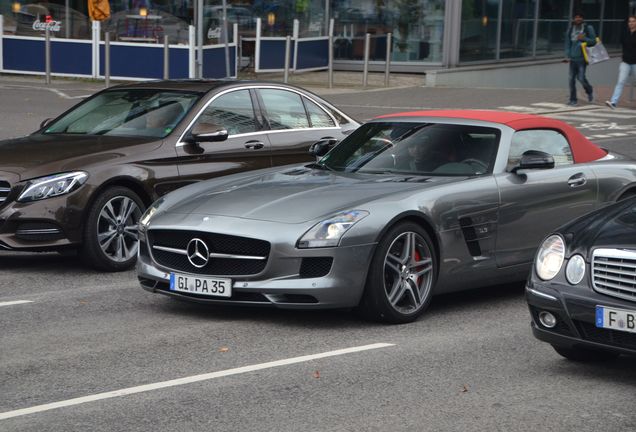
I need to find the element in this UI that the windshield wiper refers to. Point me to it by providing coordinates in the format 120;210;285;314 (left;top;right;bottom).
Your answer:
306;161;336;172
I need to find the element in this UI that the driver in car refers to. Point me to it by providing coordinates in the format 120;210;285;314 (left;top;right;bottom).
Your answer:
406;136;457;173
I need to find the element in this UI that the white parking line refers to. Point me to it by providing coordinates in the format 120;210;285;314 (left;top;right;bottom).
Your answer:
547;114;604;123
0;300;33;307
0;342;394;421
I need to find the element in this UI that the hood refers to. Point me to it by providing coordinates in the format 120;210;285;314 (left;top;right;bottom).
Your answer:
0;134;160;180
161;166;463;223
565;198;636;253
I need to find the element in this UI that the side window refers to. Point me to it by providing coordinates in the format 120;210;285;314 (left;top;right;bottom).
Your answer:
259;89;310;130
197;90;257;135
508;129;573;171
303;97;336;128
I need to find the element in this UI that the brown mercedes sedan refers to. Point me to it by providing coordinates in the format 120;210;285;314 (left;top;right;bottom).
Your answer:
0;80;358;271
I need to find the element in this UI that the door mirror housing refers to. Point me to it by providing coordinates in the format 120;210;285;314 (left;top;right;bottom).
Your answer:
512;150;555;173
189;123;229;143
309;138;338;157
40;118;53;129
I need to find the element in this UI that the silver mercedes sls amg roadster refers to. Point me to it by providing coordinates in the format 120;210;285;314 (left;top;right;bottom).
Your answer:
137;110;636;323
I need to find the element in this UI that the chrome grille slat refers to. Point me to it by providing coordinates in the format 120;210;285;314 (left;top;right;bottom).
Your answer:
594;278;636;291
593;248;636;301
0;181;10;203
595;260;636;270
594;270;636;285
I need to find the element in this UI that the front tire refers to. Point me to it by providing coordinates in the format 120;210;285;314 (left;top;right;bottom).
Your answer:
358;221;437;324
81;187;145;272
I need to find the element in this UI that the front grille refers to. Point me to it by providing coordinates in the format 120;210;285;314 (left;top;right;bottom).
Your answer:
575;320;636;351
148;229;270;276
299;257;333;278
592;248;636;302
0;180;10;205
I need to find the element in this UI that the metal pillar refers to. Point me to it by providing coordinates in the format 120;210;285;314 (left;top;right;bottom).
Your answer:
104;32;110;87
223;0;230;78
328;18;334;89
163;35;170;80
384;33;392;87
284;35;291;83
196;0;203;78
45;28;51;85
362;33;370;88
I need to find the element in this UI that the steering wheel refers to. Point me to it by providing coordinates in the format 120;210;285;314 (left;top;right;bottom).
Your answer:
460;158;489;172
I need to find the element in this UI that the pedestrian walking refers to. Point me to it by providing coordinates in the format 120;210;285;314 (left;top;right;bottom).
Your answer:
564;12;597;106
605;16;636;109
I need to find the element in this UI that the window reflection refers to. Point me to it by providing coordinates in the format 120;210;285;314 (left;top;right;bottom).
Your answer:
331;0;445;63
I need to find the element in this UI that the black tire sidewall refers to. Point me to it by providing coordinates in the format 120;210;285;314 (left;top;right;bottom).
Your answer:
360;221;437;324
81;186;145;272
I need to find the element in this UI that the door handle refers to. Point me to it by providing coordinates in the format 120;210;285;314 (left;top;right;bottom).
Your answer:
568;173;587;187
244;140;265;150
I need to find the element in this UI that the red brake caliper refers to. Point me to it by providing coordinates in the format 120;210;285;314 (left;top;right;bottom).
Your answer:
414;248;423;286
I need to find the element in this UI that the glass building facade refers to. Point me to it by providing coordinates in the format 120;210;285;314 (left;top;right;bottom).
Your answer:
0;0;632;69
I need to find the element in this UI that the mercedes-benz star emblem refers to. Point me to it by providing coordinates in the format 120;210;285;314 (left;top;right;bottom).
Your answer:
186;238;209;268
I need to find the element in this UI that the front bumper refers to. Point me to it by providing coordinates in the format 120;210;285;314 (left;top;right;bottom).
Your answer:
526;279;636;356
137;226;377;310
0;192;86;251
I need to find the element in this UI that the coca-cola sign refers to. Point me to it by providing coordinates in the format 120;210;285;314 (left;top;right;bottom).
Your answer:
32;19;62;32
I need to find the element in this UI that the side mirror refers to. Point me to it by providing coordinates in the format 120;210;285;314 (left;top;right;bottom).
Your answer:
40;118;53;129
513;150;555;173
188;123;228;143
309;138;338;157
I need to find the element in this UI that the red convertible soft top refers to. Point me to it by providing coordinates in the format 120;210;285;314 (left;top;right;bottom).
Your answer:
376;110;608;163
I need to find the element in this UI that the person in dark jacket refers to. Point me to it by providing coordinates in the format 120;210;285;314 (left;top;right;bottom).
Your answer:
564;12;597;106
606;16;636;109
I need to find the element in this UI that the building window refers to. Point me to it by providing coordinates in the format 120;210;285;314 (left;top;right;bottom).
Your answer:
331;0;445;64
460;0;499;62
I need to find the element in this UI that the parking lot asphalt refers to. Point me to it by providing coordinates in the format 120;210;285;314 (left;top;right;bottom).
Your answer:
1;75;636;432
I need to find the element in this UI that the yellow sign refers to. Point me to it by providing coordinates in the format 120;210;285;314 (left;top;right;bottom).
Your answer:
88;0;111;21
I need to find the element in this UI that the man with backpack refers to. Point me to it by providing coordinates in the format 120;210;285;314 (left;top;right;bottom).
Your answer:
564;12;597;106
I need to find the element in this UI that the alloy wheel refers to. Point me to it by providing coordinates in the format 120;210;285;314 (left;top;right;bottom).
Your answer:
96;196;141;262
383;231;434;314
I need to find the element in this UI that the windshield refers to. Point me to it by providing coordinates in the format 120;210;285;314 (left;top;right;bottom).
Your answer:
42;89;201;138
319;122;501;176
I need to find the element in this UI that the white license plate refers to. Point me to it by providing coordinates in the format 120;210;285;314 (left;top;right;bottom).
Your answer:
169;273;232;298
596;305;636;334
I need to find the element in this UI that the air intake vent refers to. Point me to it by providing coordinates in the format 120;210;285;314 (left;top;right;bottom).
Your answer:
0;181;10;204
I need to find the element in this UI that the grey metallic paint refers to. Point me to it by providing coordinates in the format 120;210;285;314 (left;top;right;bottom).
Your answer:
138;117;636;308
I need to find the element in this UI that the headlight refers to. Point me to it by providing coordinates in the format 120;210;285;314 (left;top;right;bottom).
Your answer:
298;210;369;248
18;171;88;202
535;235;565;281
139;199;164;229
565;254;586;285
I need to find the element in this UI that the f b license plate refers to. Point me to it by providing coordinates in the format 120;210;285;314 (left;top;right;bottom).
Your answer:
596;306;636;334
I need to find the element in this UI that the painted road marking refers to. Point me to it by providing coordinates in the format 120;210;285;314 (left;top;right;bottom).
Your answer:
0;343;395;421
531;102;570;109
548;114;605;123
582;111;636;119
0;300;33;307
498;105;539;112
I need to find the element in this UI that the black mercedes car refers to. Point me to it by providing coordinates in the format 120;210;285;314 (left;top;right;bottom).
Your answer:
527;197;636;361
